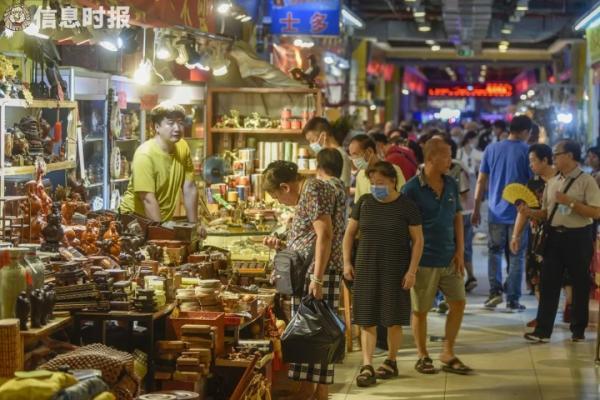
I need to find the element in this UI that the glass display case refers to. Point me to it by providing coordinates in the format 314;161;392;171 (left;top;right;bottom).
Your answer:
59;67;110;210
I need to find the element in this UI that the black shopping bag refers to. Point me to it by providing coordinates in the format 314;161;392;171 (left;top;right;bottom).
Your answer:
281;296;345;365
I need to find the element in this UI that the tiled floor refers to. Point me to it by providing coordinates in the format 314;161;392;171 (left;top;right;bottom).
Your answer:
327;244;600;400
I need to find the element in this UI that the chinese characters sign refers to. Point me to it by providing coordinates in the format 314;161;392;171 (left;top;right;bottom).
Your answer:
270;0;340;36
2;5;130;32
428;83;513;98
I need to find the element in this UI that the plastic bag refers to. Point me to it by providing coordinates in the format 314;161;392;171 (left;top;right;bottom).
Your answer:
281;296;345;365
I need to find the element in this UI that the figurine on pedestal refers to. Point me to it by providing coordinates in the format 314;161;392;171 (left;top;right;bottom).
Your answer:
41;203;64;252
23;180;45;241
61;200;77;225
15;291;30;330
43;284;56;321
30;289;44;328
38;287;48;325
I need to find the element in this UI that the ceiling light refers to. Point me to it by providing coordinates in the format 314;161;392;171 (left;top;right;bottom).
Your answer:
516;2;529;11
478;76;485;83
369;104;377;111
418;25;431;32
520;94;527;100
402;89;410;95
213;64;229;76
467;85;474;91
235;14;245;20
241;15;252;22
500;40;509;46
414;11;426;18
426;39;436;45
217;2;232;14
293;38;303;47
342;6;365;29
527;89;535;97
501;27;512;34
482;64;487;70
557;112;573;124
324;55;335;64
431;44;441;51
100;40;118;51
575;3;600;30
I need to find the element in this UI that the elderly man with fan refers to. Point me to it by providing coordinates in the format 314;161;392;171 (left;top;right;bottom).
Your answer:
517;140;600;343
119;101;205;237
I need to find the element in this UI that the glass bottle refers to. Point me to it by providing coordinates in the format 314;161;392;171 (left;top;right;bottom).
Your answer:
192;147;203;175
0;248;28;319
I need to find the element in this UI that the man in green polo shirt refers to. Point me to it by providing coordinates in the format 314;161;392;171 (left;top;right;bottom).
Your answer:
119;101;199;226
402;138;472;376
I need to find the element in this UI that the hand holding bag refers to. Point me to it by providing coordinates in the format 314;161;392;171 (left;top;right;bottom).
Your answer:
272;246;313;297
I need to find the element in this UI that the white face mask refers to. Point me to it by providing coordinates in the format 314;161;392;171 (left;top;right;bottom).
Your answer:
352;156;369;170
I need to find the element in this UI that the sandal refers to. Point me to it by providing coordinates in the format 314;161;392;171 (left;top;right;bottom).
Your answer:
415;357;437;374
441;357;473;375
356;365;376;387
375;359;398;379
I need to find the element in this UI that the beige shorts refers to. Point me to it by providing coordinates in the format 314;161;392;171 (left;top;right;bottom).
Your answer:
411;264;466;313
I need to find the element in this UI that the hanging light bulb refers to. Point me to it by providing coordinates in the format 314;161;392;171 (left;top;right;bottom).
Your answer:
134;59;152;84
133;28;154;85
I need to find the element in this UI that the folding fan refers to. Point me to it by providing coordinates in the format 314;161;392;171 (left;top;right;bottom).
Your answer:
502;183;539;208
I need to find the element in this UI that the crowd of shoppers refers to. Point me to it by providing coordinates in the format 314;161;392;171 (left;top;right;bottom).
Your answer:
262;113;600;396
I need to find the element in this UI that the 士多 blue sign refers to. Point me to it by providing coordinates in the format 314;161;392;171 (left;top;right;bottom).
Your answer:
270;0;340;36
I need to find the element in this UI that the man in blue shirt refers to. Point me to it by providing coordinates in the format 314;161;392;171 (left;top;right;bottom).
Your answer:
472;115;533;312
403;138;472;376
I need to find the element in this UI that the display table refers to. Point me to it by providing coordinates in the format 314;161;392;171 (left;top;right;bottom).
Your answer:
71;303;176;391
20;316;73;365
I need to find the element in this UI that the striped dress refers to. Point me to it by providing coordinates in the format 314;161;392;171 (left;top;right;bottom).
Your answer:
351;193;422;327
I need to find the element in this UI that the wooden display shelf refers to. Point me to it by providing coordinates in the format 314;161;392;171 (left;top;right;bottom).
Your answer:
1;99;78;109
216;353;273;369
3;160;76;176
211;127;303;135
20;316;72;344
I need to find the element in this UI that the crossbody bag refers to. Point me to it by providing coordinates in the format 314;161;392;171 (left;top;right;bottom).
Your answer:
532;172;582;262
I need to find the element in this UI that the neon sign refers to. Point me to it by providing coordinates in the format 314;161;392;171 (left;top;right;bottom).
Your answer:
428;83;513;97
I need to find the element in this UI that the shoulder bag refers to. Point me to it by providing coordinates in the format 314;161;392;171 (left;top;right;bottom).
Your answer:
272;245;315;297
532;172;582;262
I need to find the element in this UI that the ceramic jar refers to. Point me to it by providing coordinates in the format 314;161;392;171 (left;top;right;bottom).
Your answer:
0;248;28;319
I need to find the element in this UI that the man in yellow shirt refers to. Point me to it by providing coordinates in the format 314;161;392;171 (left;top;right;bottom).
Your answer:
119;102;199;225
349;134;406;202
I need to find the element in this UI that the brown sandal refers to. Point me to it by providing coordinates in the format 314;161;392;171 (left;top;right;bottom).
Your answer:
375;359;398;379
415;357;437;374
356;365;376;387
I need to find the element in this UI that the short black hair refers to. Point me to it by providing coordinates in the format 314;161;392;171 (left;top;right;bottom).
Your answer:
528;144;553;166
492;120;507;131
302;117;332;137
316;148;343;178
510;115;533;134
460;130;478;147
349;134;376;151
369;132;388;145
263;161;300;192
366;161;397;186
151;101;186;126
558;140;582;162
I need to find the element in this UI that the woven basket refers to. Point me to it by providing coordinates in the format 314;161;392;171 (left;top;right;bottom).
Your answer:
0;319;23;377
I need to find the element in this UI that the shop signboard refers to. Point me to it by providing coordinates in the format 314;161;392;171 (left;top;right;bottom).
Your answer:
270;0;340;36
428;83;513;98
587;24;600;65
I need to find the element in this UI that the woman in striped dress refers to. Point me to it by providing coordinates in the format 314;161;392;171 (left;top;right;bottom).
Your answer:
343;161;424;388
263;160;345;400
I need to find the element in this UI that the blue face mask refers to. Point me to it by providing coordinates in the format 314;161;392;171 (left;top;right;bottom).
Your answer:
371;185;389;201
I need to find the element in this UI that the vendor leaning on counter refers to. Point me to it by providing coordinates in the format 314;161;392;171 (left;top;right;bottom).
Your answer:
119;101;204;235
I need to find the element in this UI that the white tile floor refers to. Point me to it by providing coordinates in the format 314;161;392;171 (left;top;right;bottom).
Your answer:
328;244;600;400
